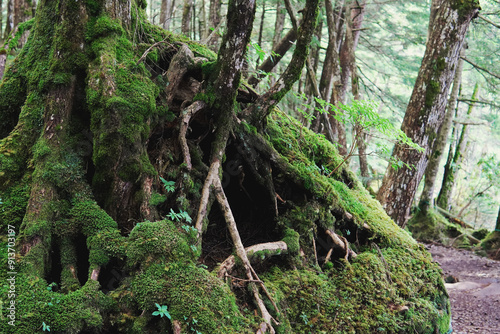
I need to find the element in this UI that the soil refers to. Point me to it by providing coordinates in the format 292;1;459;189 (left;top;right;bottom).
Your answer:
425;243;500;334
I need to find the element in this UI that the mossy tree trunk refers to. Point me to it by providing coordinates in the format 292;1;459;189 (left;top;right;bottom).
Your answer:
0;0;454;333
377;0;479;227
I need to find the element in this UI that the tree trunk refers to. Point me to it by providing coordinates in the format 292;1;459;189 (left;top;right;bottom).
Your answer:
160;0;173;29
436;82;479;211
256;0;266;68
181;0;193;37
199;0;208;40
376;0;479;227
3;0;33;45
419;51;465;213
272;1;286;50
207;0;222;49
496;206;500;231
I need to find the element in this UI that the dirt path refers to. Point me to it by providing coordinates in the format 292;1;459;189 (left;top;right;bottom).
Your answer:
425;244;500;334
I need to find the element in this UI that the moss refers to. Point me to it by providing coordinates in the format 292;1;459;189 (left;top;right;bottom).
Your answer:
127;220;195;266
150;192;167;206
263;247;449;334
0;180;30;231
164;263;250;333
282;228;300;254
407;208;470;246
0;275;113;333
481;231;500;251
267;111;415;248
70;200;117;235
425;80;440;109
451;0;481;18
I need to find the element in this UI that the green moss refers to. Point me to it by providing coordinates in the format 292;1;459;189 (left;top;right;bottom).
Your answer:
127;220;195;265
282;228;300;254
451;0;481;17
267;111;415;248
164;263;249;333
407;208;469;246
0;275;113;333
425;80;440;109
263;247;449;334
0;180;30;230
70;200;117;235
150;192;167;206
481;231;500;251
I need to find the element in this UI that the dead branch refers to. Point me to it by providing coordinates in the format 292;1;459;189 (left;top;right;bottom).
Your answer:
217;241;288;278
179;101;206;170
326;229;358;260
462;57;500;80
479;14;500;29
452;118;488;126
213;177;276;333
136;40;175;64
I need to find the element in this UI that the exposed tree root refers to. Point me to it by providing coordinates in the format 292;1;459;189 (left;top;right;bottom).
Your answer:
179;101;206;170
137;40;176;65
217;241;288;278
213;177;277;333
194;160;220;233
325;229;357;262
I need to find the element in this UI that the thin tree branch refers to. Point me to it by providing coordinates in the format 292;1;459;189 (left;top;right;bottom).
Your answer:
479;14;500;29
462;57;500;80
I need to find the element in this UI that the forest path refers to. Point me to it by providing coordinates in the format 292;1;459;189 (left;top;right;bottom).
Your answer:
426;243;500;334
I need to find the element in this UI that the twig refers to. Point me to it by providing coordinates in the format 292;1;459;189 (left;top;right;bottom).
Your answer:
479;14;500;29
137;40;174;64
462;57;500;80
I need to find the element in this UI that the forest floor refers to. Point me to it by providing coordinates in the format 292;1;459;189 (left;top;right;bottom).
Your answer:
425;243;500;334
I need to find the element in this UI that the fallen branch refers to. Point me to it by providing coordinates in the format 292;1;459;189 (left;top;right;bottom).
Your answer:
136;40;175;64
213;177;276;333
179;101;206;170
217;241;288;278
326;229;357;260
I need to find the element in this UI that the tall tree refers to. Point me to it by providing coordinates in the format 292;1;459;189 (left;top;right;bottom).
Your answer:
181;0;193;37
376;0;480;227
160;0;174;30
436;83;480;210
207;0;222;49
419;51;465;212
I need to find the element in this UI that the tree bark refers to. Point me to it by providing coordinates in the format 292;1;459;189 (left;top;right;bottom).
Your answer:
436;82;479;211
419;51;465;212
160;0;174;30
181;0;193;38
272;1;286;50
207;0;222;49
376;0;479;227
